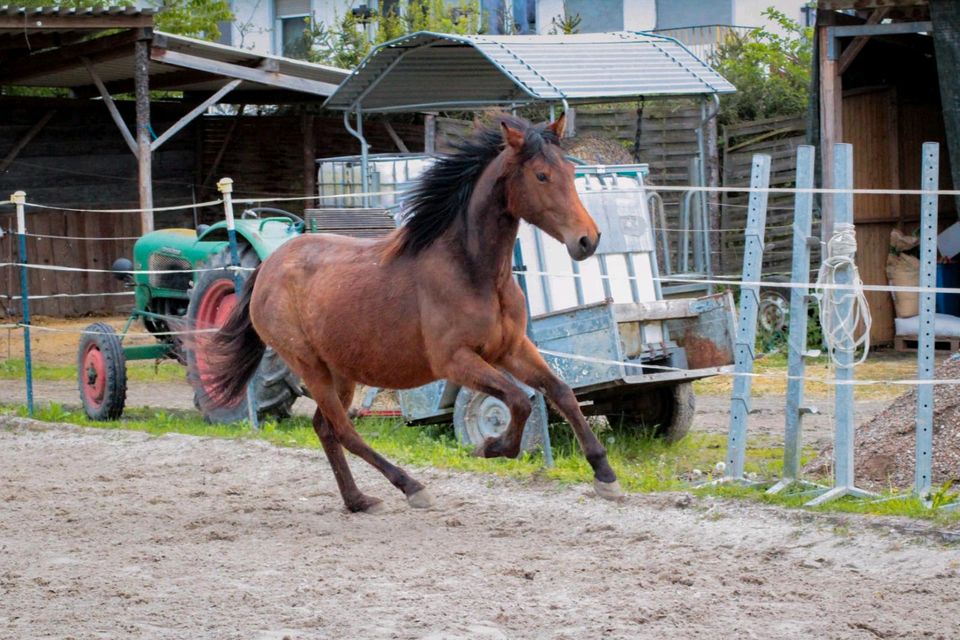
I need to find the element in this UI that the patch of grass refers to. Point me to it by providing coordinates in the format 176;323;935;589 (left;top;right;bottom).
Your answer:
3;401;958;525
0;358;185;383
693;351;927;401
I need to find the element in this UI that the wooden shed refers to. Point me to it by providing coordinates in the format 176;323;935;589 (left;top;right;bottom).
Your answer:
815;0;960;344
0;8;423;316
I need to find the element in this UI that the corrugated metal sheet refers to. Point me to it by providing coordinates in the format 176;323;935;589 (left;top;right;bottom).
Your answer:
325;31;736;112
2;29;349;96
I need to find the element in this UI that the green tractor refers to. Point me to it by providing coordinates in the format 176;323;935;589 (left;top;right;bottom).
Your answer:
77;208;305;423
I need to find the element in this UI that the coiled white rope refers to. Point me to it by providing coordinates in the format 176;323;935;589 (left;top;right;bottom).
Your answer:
816;223;871;367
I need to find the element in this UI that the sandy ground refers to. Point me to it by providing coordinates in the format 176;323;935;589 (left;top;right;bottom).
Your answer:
1;416;958;640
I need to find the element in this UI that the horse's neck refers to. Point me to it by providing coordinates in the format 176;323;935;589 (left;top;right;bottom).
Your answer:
457;161;519;290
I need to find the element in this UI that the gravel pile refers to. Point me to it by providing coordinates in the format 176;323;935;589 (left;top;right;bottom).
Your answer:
807;357;960;491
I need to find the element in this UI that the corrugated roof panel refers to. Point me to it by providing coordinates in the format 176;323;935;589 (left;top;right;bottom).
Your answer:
325;31;735;112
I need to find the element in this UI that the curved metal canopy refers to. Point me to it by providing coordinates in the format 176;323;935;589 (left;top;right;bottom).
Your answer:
324;31;736;113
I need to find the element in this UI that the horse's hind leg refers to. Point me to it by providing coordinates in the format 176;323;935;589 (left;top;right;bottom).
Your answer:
310;376;433;509
312;408;384;513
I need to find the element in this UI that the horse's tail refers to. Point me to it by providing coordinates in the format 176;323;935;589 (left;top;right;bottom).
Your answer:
203;265;266;405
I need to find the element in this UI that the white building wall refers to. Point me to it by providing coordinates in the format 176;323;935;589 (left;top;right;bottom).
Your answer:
732;0;809;31
226;0;353;54
623;0;656;32
535;0;564;33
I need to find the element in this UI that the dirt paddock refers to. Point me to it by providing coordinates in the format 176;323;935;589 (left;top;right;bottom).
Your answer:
1;417;958;639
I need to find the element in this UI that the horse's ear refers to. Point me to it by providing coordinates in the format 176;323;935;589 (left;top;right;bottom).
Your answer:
501;121;525;150
547;113;567;140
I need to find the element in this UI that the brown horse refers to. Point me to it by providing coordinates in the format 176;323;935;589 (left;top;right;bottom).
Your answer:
206;114;621;512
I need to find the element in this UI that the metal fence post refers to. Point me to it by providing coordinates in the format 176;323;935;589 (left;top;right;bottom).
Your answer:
724;153;771;481
806;143;873;506
217;177;259;429
915;142;939;499
768;146;816;494
12;190;33;416
513;240;554;468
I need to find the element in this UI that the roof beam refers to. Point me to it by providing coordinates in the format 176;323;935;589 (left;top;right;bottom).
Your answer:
837;8;890;74
81;56;138;157
0;28;147;84
71;68;215;98
150;47;340;96
150;79;241;151
0;109;55;174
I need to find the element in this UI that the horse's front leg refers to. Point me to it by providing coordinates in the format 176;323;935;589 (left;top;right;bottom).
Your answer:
500;337;622;500
444;348;532;459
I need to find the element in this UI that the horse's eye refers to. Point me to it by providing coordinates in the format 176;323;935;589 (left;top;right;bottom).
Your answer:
536;172;548;183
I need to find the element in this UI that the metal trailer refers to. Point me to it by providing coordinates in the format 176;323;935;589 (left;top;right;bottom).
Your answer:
308;156;736;451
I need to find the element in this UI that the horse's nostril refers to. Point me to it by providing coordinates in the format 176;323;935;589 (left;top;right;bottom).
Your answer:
578;236;592;252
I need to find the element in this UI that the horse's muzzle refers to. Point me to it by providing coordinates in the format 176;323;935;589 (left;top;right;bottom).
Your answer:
567;232;601;261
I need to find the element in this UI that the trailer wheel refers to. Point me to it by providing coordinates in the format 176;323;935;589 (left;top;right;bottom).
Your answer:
453;382;547;454
186;246;298;424
605;382;695;443
759;275;790;335
77;323;127;421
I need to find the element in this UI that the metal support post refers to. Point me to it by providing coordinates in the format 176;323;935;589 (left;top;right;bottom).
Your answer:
724;154;771;481
12;191;33;416
514;240;554;468
806;144;874;506
915;142;939;499
217;178;259;429
768;146;819;494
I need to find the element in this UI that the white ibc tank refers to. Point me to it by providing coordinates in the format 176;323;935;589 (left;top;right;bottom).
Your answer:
316;153;435;209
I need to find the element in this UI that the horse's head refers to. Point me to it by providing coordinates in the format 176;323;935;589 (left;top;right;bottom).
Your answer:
500;115;600;260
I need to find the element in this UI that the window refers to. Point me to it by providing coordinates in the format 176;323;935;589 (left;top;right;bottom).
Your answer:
275;0;310;59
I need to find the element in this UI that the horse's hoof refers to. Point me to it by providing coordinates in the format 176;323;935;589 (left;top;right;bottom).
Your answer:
594;478;624;501
472;436;517;459
348;496;385;514
407;488;435;509
472;436;500;458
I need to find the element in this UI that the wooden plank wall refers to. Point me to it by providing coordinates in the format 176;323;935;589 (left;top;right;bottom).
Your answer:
0;97;196;318
0;210;137;317
840;88;955;345
720;114;810;277
197;113;424;217
576;101;709;274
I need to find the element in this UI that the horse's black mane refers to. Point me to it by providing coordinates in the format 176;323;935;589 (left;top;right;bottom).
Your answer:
392;115;560;256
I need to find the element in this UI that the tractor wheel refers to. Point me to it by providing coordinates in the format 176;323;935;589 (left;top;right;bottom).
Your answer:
453;380;547;454
185;246;299;424
77;323;127;421
605;382;695;444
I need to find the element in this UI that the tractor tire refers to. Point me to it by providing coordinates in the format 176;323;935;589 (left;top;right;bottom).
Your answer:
185;246;299;424
605;382;695;444
77;323;127;421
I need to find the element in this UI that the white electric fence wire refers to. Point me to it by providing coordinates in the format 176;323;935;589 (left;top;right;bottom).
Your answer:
10;183;960;217
21;232;142;241
514;267;960;296
0;262;254;275
815;223;871;367
12;323;218;337
25;199;224;214
537;348;960;387
5;291;134;301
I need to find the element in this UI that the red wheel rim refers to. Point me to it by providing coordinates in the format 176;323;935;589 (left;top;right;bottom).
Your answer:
195;279;238;403
81;343;106;407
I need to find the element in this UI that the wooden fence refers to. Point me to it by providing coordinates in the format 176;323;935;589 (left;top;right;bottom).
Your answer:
0;209;137;317
719;114;811;277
